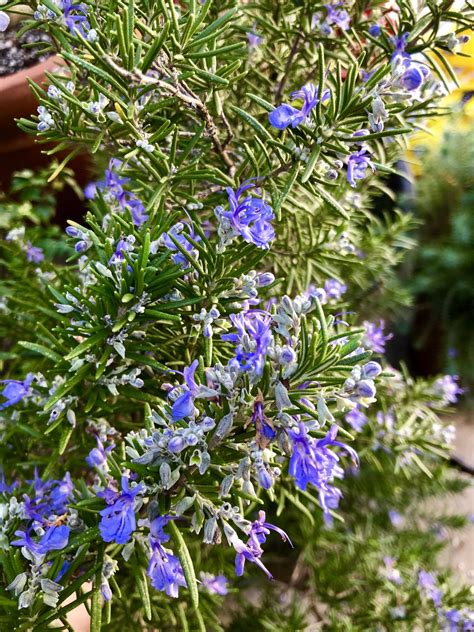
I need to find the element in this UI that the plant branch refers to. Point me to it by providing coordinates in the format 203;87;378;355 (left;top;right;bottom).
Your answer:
103;55;236;177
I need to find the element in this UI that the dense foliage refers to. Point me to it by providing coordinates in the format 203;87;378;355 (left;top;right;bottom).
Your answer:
403;118;474;385
0;1;473;630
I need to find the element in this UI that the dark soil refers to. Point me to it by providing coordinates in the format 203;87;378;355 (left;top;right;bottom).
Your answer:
0;24;53;77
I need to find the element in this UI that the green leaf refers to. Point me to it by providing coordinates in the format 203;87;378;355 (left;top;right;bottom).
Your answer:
312;183;350;220
230;105;272;140
91;567;103;632
59;425;74;455
169;520;199;610
18;341;63;363
64;331;108;361
134;564;152;621
301;144;322;184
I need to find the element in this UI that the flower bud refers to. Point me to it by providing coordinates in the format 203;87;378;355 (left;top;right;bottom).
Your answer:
362;361;382;379
356;379;376;399
168;435;186;453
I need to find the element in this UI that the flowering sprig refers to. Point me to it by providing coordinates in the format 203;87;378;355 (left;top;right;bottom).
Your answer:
1;0;472;628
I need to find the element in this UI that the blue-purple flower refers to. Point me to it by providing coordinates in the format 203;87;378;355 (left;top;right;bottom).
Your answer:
215;182;275;250
222;309;273;378
86;437;114;469
388;509;405;529
324;3;350;31
147;516;186;597
418;570;443;608
433;375;463;404
0;469;16;494
390;32;410;61
345;407;368;432
0;373;34;410
98;476;144;544
247;29;263;47
269;84;330;130
92;160;149;226
231;511;291;579
399;65;427;91
12;525;70;556
363;320;392;354
381;556;403;585
161;222;200;268
22;470;73;524
369;24;381;37
170;360;200;421
288;423;358;523
147;543;186;597
62;1;90;37
25;242;44;263
324;278;347;301
109;235;135;266
252;398;276;447
199;572;228;595
347;149;375;187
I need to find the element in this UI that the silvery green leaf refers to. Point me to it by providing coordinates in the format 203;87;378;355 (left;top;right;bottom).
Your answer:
174;494;196;516
203;517;218;544
7;573;28;596
219;474;234;498
160;462;172;488
122;540;135;561
209;413;233;447
317;397;335;425
275;381;292;410
169;466;181;489
199;450;211;474
95;262;114;279
113;341;126;358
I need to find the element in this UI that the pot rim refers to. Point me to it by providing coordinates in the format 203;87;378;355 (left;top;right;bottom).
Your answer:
0;53;63;91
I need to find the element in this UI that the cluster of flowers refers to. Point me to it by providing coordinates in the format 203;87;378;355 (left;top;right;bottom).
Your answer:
3;470;74;609
5;226;44;264
379;556;474;630
34;1;97;41
267;18;440;189
418;570;474;630
85;159;149;227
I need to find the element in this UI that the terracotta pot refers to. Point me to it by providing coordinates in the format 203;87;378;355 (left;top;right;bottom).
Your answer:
0;54;91;223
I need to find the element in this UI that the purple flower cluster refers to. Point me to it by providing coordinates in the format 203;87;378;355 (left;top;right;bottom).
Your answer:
324;3;350;31
34;1;91;38
62;1;90;37
89;159;148;226
161;221;200;268
0;373;34;410
232;511;291;579
11;470;73;557
98;476;144;544
25;242;44;263
433;375;463;404
390;32;429;92
288;423;358;524
147;517;186;598
222;309;273;378
215;183;275;250
418;570;474;629
269;84;330;130
347;148;375;187
363;320;392;354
